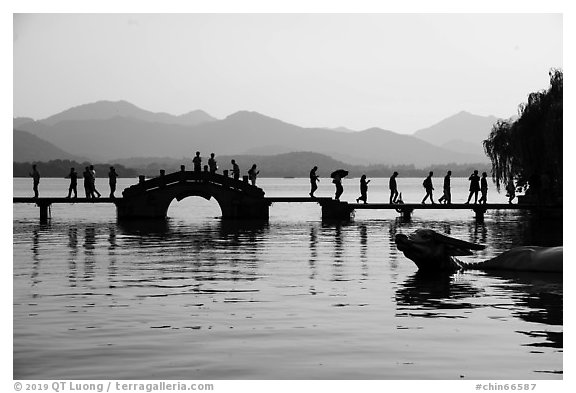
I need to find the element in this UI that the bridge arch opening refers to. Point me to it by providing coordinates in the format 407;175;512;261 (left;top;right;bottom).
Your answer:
166;192;223;221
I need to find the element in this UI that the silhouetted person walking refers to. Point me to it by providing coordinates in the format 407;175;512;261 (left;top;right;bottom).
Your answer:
248;164;259;186
89;165;101;198
83;167;94;198
479;172;488;204
466;170;480;204
29;164;40;198
193;151;202;172
66;167;78;198
333;173;344;201
438;170;452;204
208;153;218;173
231;160;240;181
506;180;516;204
108;166;118;198
356;175;371;204
309;166;319;197
421;171;435;204
389;171;399;204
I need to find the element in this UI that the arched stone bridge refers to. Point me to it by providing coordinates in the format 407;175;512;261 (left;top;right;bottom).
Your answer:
14;170;554;223
116;170;269;219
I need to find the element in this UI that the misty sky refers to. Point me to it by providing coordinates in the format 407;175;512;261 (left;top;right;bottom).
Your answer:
13;13;562;133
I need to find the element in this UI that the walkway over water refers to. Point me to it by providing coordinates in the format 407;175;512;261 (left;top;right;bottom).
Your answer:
13;170;555;223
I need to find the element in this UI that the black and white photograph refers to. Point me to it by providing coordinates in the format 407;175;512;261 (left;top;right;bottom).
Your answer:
9;6;567;390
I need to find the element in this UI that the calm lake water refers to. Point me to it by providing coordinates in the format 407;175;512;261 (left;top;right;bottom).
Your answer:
13;177;562;379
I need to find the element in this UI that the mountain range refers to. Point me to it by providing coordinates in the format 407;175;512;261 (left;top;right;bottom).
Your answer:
13;129;86;163
40;100;217;127
414;110;500;155
14;100;503;166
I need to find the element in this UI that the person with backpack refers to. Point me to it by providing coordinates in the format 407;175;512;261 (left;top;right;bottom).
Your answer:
421;171;435;204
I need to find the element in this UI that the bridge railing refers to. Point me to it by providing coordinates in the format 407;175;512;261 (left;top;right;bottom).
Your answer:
122;170;265;198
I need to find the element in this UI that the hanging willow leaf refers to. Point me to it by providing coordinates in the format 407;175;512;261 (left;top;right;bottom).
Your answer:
482;69;562;201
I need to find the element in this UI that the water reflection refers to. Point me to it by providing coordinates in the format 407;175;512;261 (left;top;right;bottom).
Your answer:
118;219;268;290
325;223;345;281
392;212;562;354
31;226;40;286
68;227;78;256
359;225;368;279
107;224;118;280
83;226;96;282
489;271;562;350
108;225;117;252
395;270;563;350
68;226;78;287
24;219;272;294
308;227;318;281
489;211;563;248
469;220;487;245
218;219;269;238
13;211;562;379
117;219;169;235
395;272;482;317
117;218;268;250
521;213;563;247
388;218;406;269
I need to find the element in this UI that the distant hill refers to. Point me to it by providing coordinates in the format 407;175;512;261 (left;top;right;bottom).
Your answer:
13;129;85;163
18;117;200;162
326;126;358;133
41;100;217;127
113;151;490;178
441;139;485;156
115;152;351;177
14;117;35;128
413;111;502;157
13;159;137;178
16;100;489;167
243;145;301;156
